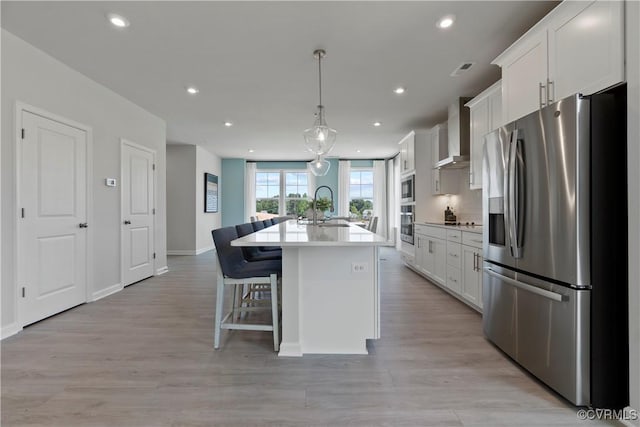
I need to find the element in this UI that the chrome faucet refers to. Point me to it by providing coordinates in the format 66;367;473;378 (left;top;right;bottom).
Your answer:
312;185;335;225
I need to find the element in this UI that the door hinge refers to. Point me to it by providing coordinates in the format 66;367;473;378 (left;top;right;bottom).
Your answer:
152;163;156;171
21;208;25;218
153;253;156;259
21;128;25;139
22;287;25;298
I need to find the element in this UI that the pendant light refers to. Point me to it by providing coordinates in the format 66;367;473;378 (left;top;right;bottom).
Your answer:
303;49;337;156
308;155;331;177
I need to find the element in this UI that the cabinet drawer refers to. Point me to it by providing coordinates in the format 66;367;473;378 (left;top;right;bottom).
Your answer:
462;232;484;249
446;241;461;268
447;266;462;293
446;229;462;242
416;224;446;240
400;252;415;266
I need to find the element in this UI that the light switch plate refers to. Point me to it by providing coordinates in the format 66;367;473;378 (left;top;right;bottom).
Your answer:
105;178;117;187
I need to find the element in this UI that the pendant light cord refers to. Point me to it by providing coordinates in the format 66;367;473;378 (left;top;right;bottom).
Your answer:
318;53;322;107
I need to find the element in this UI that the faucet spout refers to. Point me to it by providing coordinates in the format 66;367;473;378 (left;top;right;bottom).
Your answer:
312;185;335;225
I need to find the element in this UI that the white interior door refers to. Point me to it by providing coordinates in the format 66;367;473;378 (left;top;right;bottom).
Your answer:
19;111;88;326
121;140;155;286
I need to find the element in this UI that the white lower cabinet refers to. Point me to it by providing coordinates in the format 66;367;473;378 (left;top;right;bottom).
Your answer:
406;225;483;312
416;233;446;285
462;245;483;310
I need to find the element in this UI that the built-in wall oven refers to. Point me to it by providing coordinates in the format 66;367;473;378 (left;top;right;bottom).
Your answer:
400;204;414;244
401;174;415;204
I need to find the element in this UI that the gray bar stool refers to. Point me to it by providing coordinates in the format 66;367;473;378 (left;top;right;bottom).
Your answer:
211;227;281;351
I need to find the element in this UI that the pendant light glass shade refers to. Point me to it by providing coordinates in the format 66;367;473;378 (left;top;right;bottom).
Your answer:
303;106;337;155
304;49;337;155
308;155;331;176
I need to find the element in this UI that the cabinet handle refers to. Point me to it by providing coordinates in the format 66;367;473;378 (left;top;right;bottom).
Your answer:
429;240;433;254
417;238;420;249
449;253;458;258
539;82;547;108
449;277;457;283
471;239;483;244
547;79;554;104
469;170;474;185
435;180;439;192
404;160;407;170
473;253;477;271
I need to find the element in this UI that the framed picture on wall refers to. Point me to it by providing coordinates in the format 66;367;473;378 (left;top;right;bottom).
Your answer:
204;173;218;213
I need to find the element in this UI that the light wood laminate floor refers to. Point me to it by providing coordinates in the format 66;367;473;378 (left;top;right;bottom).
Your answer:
2;249;618;426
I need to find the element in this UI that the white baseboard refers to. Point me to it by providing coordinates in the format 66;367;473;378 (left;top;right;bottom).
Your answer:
195;246;214;255
167;249;196;255
91;283;123;302
167;247;214;256
156;266;169;276
1;323;22;340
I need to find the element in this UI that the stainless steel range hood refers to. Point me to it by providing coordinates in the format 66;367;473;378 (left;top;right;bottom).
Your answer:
436;97;472;169
435;155;469;169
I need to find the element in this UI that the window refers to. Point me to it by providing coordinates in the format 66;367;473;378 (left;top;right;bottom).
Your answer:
255;170;311;217
256;172;280;214
349;169;374;219
284;172;310;217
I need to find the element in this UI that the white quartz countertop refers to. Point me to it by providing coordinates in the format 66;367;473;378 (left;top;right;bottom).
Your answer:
232;220;391;247
417;222;483;234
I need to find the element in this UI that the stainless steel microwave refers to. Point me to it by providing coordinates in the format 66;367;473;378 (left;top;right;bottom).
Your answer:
401;174;414;203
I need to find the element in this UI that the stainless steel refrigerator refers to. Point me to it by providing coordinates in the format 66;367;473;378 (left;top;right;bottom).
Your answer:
482;86;628;409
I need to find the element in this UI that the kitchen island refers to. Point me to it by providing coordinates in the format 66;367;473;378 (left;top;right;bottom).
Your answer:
232;219;390;356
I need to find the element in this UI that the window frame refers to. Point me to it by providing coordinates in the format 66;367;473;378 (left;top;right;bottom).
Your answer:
348;167;374;219
255;169;313;217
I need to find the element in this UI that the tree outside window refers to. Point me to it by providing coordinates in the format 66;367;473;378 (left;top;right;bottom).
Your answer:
349;169;374;219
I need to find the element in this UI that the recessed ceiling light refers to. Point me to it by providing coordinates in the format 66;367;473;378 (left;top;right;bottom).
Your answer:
248;149;255;153
437;15;455;29
373;122;382;127
186;86;199;95
393;87;406;95
107;13;130;28
356;149;362;153
224;121;233;127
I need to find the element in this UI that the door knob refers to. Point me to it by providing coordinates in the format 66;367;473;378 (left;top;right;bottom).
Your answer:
124;220;131;225
79;223;88;228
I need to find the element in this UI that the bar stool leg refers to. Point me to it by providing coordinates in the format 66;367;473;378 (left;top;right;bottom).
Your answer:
270;273;279;352
214;269;225;349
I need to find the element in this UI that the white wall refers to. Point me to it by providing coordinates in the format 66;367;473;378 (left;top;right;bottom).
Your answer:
166;144;221;255
627;0;640;416
1;30;167;335
195;145;221;253
166;145;196;252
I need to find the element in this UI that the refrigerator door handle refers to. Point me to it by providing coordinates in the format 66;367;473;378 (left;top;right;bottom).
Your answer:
484;268;566;302
508;130;523;258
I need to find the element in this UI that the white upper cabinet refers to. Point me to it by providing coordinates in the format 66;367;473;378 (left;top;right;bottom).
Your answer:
493;0;624;124
547;0;624;102
496;30;548;123
466;81;502;190
398;131;415;174
430;123;448;168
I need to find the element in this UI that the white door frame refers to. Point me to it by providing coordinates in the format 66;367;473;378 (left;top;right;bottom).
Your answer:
120;139;156;286
14;102;94;330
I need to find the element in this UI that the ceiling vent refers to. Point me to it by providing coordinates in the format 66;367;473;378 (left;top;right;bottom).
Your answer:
450;62;475;77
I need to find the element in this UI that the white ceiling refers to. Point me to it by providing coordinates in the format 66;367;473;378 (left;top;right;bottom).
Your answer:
1;1;558;161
